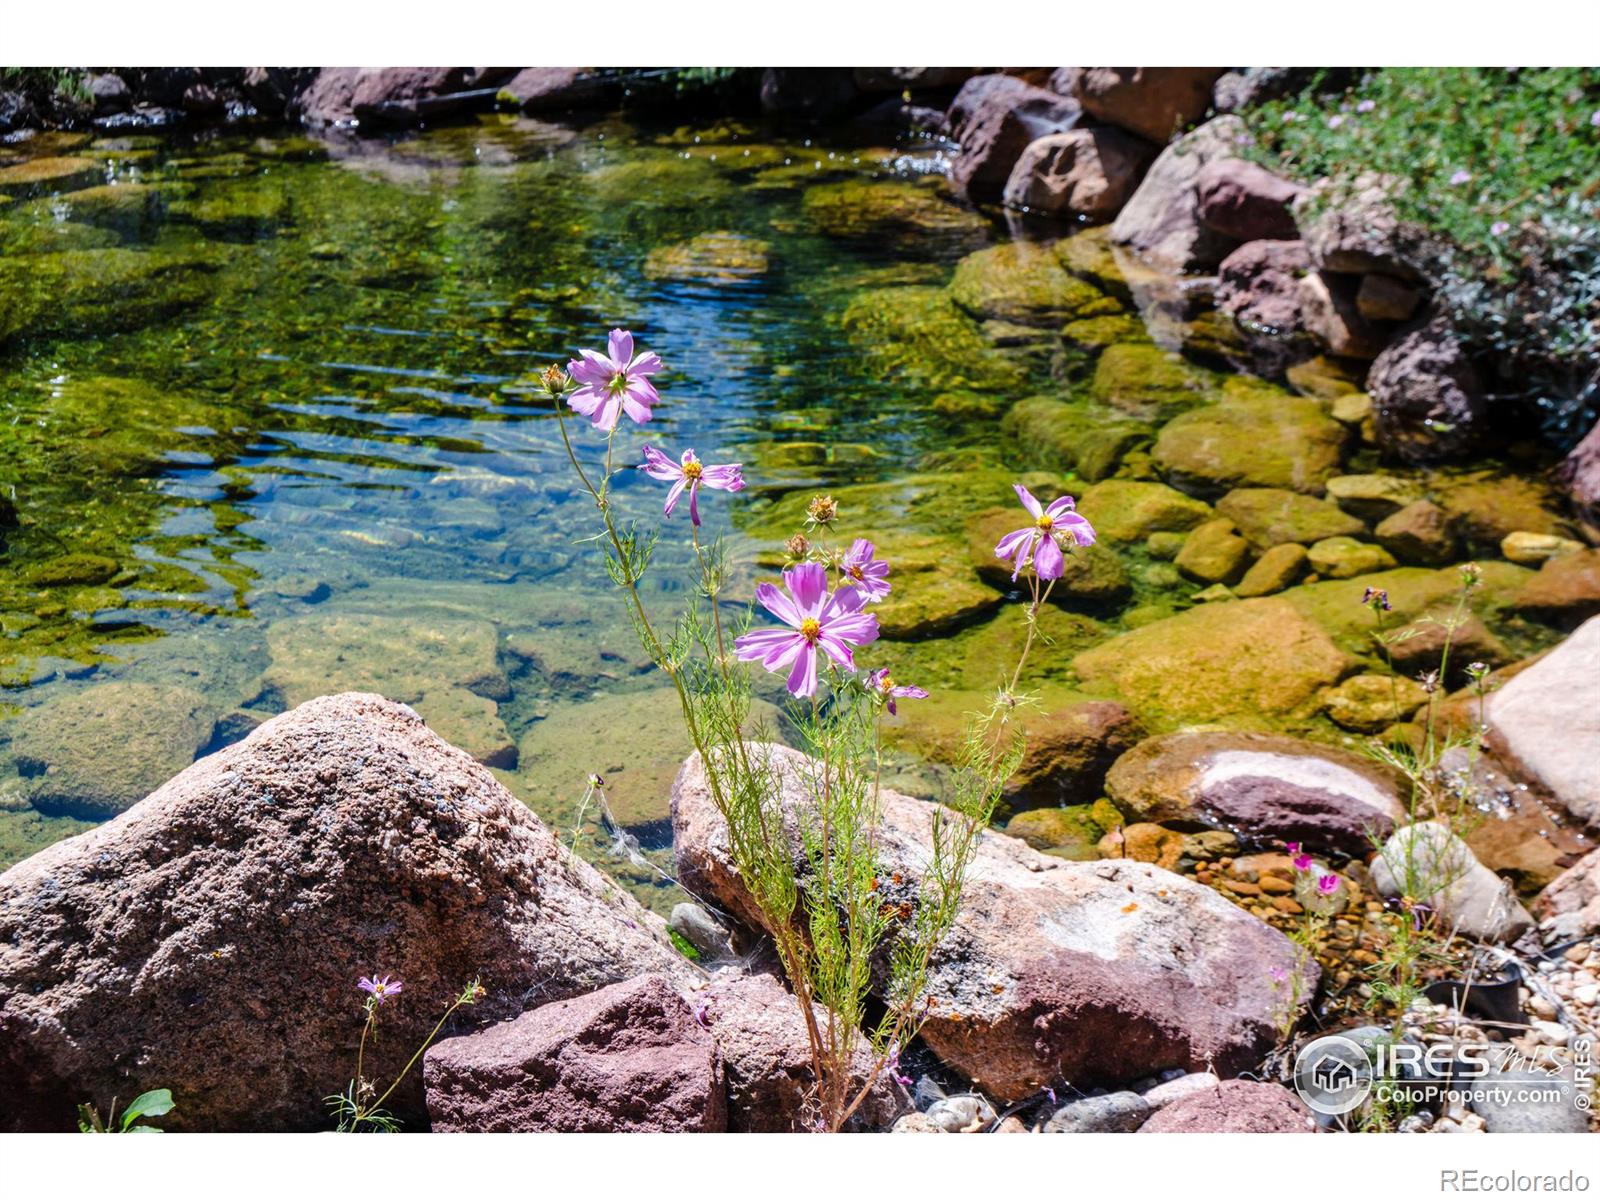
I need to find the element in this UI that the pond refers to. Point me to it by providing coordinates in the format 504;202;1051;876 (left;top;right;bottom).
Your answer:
0;111;1581;914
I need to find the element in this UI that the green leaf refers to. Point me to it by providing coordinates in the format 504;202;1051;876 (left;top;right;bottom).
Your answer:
118;1088;175;1130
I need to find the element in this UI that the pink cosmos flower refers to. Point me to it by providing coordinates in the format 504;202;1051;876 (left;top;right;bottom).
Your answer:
867;668;928;715
566;328;664;431
994;484;1096;581
358;975;403;1005
1292;853;1313;872
1285;841;1302;855
839;538;891;602
638;445;744;525
1317;874;1340;896
734;562;879;698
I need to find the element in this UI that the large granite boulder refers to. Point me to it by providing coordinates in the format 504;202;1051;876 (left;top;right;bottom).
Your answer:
672;745;1312;1103
1216;239;1310;334
1485;615;1600;827
1110;116;1246;271
1055;68;1225;143
0;694;697;1131
423;974;724;1132
1104;731;1404;855
1367;318;1486;463
947;74;1080;202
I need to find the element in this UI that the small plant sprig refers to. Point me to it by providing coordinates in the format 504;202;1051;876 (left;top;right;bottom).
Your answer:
77;1088;175;1134
326;974;485;1132
1271;845;1346;1041
543;329;1092;1130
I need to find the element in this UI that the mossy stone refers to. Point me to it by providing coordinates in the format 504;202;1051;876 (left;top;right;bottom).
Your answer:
1321;673;1428;734
1152;391;1348;498
1174;519;1252;584
999;398;1149;481
801;178;988;247
1072;597;1350;730
1306;536;1398;579
1215;487;1365;549
1234;543;1310;597
1089;343;1223;420
949;242;1121;327
1324;474;1425;522
1006;799;1123;858
1285;355;1367;399
1074;479;1212;544
1062;312;1149;350
414;687;517;770
25;553;121;588
0;156;101;198
642;230;770;283
264;612;509;708
589;156;733;208
839;286;1026;391
966;508;1130;606
1146;531;1186;560
1434;472;1578;554
0;248;222;348
1373;500;1457;566
1099;822;1185;870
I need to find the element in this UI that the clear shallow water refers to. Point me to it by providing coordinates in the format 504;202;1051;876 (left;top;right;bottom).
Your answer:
0;112;1581;911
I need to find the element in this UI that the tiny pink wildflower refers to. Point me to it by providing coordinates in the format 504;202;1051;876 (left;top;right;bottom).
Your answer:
638;445;744;525
358;974;403;1005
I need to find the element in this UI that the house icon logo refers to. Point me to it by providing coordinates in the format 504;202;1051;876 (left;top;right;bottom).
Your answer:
1294;1034;1374;1116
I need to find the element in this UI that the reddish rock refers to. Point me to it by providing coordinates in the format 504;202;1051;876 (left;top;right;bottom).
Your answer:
1535;848;1600;941
1002;125;1159;221
1138;1079;1311;1132
1003;700;1143;809
854;68;978;92
1056;68;1225;143
947;74;1080;202
290;67;363;126
1516;549;1600;627
1367;318;1486;462
1298;270;1389;359
1558;416;1600;528
1195;158;1304;241
1110;116;1245;271
699;971;906;1131
0;694;696;1132
1296;174;1437;282
1216;239;1310;334
423;974;724;1132
1104;730;1404;856
673;745;1312;1103
292;68;514;127
499;67;615;113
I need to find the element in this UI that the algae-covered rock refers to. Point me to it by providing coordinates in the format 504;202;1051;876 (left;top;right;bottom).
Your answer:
27;181;170;233
1320;673;1428;733
265;612;510;708
1007;799;1124;859
1434;472;1578;554
1285;355;1366;399
1306;535;1395;579
0;156;101;198
1324;473;1424;522
949;242;1121;327
1373;499;1457;566
1500;531;1585;566
642;230;770;284
415;686;517;770
1089;343;1222;420
800;178;989;249
1062;312;1149;351
1074;479;1212;543
0;247;221;348
175;182;291;234
839;286;1026;391
1174;519;1252;585
1153;391;1347;498
1073;597;1350;729
870;533;1004;638
999;398;1150;482
9;682;213;818
1214;487;1364;550
23;553;121;588
588;156;732;209
1234;543;1309;597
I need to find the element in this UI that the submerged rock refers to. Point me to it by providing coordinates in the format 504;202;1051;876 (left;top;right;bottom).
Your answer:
1006;799;1124;859
641;230;770;284
424;974;725;1132
1215;487;1363;549
1234;543;1310;597
999;398;1152;481
672;745;1312;1103
1089;343;1223;420
801;179;988;249
949;242;1120;326
1174;518;1252;584
1074;478;1212;543
0;246;221;348
1434;471;1577;555
1306;535;1397;580
840;286;1026;391
1373;499;1457;566
0;155;101;198
0;694;696;1131
9;682;213;818
1153;390;1348;498
1072;597;1350;729
1105;730;1403;855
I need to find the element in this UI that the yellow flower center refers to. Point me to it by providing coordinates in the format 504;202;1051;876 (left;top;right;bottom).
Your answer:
1035;513;1055;531
799;617;822;643
878;673;895;692
849;565;864;580
683;459;703;481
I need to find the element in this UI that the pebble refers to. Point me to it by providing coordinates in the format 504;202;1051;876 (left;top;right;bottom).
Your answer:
1564;943;1591;964
926;1095;995;1132
1044;1091;1151;1133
